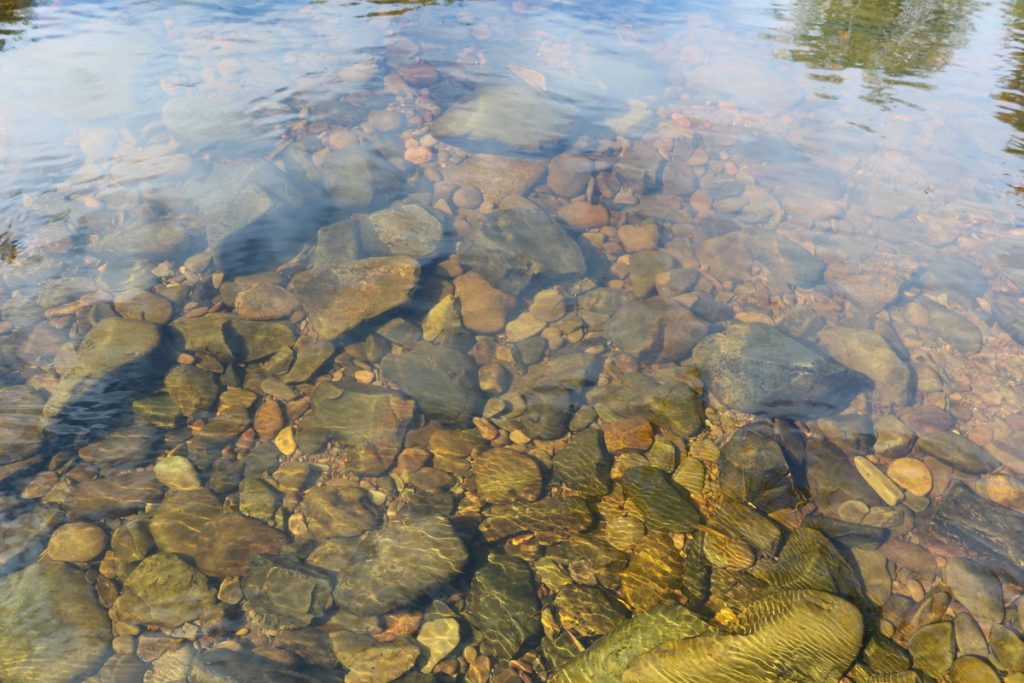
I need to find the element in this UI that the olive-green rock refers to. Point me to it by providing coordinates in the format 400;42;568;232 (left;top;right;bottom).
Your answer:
474;447;543;504
951;656;1001;683
469;553;541;659
289;256;419;340
621;466;700;533
113;552;215;628
187;646;320;683
296;382;414;458
0;562;111;683
588;373;703;438
149;488;222;556
907;621;954;679
619;531;685;611
553;429;611;498
554;585;629;637
242;555;333;629
164;364;219;416
552;603;709;683
480;496;593;543
300;484;380;539
381;344;481;425
333;516;467;615
718;424;793;510
620;590;863;683
605;297;709;362
63;470;163;521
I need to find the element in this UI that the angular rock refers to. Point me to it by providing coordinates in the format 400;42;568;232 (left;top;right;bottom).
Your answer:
289;256;419;340
296;382;414;458
321;145;405;211
300;484;380;539
693;323;868;419
42;318;165;439
718;425;794;510
553;429;612;498
0;562;111;683
113;552;216;628
381;344;480;424
605;298;709;362
817;326;912;406
460;208;585;295
164;365;219;416
933;483;1024;583
360;204;443;259
333;516;467;615
242;555;333;629
431;85;572;152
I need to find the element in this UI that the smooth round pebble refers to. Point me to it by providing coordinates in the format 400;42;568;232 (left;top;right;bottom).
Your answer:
46;522;108;563
887;457;933;496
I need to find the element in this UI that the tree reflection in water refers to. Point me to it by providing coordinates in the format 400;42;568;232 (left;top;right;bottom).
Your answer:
0;0;33;52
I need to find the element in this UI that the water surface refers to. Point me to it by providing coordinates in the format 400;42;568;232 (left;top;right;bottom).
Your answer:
2;0;1024;681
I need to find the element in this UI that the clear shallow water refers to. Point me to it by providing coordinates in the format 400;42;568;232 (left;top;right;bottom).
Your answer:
2;0;1024;681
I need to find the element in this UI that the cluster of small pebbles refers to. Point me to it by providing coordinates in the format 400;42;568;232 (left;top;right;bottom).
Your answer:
1;4;1024;683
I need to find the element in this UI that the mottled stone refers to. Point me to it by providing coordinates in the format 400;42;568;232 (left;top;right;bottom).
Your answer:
693;323;868;419
195;512;286;578
164;364;219;416
474;447;543;504
441;154;546;206
817;326;912;406
150;488;222;556
454;271;515;334
113;552;215;628
480;495;593;543
431;85;571;152
360;204;443;259
621;466;700;533
460;208;585;295
333;516;467;615
64;470;163;520
321;145;405;211
555;585;629;637
242;555;333;629
588;373;703;438
717;425;793;510
698;231;824;291
553;429;612;498
234;282;299;320
289;256;419;340
301;484;379;539
469;553;541;659
0;562;111;683
296;382;414;459
605;297;709;362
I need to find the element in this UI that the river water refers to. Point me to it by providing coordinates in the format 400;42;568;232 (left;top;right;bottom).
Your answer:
1;0;1024;681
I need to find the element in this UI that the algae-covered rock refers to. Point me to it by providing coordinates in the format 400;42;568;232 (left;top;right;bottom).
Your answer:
620;590;862;682
242;555;333;629
469;553;541;659
333;515;467;615
296;382;414;458
621;466;700;533
480;495;593;543
0;562;111;683
113;552;215;628
300;484;380;539
553;429;611;498
474;447;544;504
